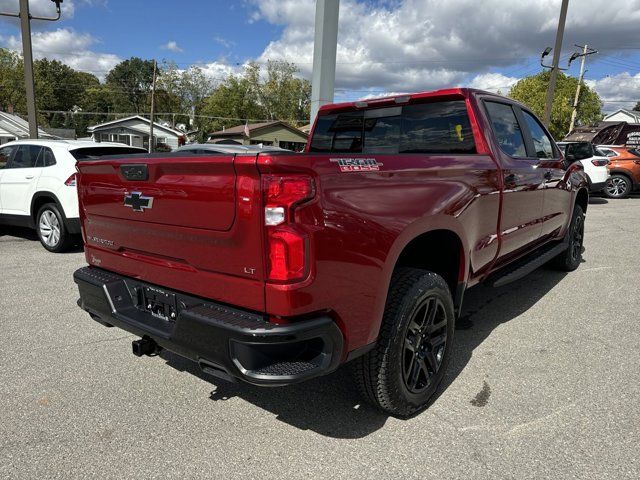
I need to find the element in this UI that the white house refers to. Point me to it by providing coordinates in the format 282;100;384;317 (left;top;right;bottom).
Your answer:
87;116;185;151
0;111;55;145
602;109;640;124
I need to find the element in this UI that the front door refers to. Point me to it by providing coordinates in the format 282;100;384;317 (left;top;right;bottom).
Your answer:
484;101;547;261
0;145;43;216
519;109;569;238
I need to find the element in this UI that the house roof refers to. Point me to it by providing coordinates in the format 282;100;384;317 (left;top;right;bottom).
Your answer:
209;121;308;138
87;115;185;137
0;111;55;139
603;108;640;123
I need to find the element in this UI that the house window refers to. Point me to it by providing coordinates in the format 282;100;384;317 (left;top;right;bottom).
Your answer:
117;135;130;146
156;137;167;145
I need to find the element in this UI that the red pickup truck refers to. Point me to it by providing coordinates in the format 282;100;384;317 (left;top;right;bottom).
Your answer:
74;89;588;416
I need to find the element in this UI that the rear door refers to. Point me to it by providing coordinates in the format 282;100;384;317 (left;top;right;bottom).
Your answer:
0;145;18;213
0;145;43;215
484;100;546;260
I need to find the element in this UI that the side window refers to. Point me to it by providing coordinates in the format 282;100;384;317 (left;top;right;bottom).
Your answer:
485;102;527;157
36;147;56;167
0;145;17;169
565;143;592;162
399;101;476;154
8;145;43;169
522;111;555;159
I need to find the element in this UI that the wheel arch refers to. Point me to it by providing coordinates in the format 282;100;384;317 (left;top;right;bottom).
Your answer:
575;187;589;214
30;191;65;227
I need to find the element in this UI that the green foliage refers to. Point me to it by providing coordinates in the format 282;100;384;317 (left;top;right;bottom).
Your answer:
0;49;310;139
200;60;311;133
633;101;640;112
106;57;156;114
0;49;25;112
509;71;602;139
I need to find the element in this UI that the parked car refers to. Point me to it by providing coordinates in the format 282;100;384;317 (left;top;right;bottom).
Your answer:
556;141;610;193
0;140;145;252
596;145;640;198
73;89;588;417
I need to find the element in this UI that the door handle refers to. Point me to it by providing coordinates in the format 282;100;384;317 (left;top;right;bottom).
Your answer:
25;175;34;179
544;170;553;181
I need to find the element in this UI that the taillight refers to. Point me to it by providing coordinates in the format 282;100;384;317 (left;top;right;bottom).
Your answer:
65;173;77;186
591;159;609;167
263;175;314;282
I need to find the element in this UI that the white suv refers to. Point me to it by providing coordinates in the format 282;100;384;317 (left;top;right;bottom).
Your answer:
0;140;145;252
556;141;610;193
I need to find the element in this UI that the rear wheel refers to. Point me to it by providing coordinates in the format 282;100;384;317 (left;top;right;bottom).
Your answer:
37;203;74;253
352;268;455;417
604;174;632;199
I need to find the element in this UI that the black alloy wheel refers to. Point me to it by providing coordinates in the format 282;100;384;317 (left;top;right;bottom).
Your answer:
402;296;448;394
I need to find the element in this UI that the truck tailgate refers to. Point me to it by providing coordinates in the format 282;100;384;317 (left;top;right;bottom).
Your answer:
77;154;266;311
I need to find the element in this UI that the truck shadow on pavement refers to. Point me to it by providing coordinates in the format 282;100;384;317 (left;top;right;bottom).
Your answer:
161;266;568;439
0;226;84;253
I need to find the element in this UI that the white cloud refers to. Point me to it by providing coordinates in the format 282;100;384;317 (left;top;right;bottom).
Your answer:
468;73;519;94
586;73;640;112
1;28;121;79
214;36;235;49
0;0;75;25
249;0;640;94
160;41;183;53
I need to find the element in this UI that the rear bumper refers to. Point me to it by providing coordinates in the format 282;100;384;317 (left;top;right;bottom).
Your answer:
589;180;607;193
73;266;344;386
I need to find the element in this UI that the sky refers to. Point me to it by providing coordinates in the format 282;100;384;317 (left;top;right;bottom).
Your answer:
1;0;640;113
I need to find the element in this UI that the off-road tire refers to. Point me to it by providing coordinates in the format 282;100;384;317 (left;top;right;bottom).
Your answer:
352;268;455;417
550;204;585;272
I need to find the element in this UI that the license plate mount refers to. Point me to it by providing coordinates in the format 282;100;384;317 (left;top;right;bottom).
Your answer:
140;286;177;322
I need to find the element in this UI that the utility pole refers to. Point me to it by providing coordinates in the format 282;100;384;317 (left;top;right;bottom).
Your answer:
0;1;63;139
310;0;340;125
543;0;570;127
568;44;597;134
149;59;157;153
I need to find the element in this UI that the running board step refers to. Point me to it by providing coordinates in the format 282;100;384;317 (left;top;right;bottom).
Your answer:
490;241;568;288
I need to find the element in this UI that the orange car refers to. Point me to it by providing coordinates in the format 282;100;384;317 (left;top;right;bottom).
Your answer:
597;146;640;198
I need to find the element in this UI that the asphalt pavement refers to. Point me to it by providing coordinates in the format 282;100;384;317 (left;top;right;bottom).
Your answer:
1;195;638;479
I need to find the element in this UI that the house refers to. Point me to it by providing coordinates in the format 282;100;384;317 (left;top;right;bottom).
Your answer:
299;124;312;134
87;115;186;151
208;121;308;151
0;111;55;145
602;108;640;124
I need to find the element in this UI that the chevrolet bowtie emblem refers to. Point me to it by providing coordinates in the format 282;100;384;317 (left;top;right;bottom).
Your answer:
124;192;154;212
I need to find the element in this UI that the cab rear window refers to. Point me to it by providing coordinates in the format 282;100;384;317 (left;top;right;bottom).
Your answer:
310;100;476;154
71;147;146;161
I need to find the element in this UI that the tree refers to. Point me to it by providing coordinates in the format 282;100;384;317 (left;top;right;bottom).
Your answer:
105;57;156;114
200;61;311;134
0;48;25;112
633;101;640;112
509;71;602;139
